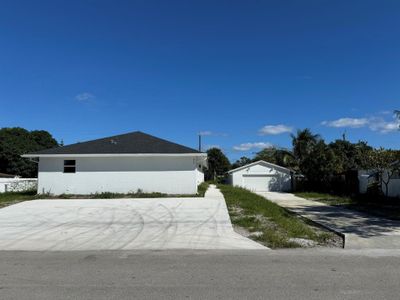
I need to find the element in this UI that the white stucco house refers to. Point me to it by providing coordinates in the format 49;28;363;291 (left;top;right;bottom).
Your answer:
228;160;293;192
22;131;207;195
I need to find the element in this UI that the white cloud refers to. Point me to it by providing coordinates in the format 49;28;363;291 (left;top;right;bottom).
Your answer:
379;110;393;115
369;117;400;134
199;131;227;137
258;124;293;135
321;117;369;128
199;131;213;136
233;142;273;151
76;92;95;102
322;114;400;133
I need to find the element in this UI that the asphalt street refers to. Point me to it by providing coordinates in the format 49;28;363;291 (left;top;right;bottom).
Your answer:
1;249;400;300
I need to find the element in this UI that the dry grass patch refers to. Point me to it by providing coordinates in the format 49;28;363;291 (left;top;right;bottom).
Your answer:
219;184;342;249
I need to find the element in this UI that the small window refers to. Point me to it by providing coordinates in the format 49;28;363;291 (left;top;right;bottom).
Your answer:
64;160;76;173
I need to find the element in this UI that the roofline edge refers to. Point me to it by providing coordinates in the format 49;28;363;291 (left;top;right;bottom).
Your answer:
22;153;207;158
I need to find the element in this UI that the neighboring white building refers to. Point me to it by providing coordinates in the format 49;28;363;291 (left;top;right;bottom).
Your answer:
22;131;207;195
358;170;400;198
228;160;292;192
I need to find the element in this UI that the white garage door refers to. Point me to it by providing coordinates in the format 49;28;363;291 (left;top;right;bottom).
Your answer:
242;175;271;192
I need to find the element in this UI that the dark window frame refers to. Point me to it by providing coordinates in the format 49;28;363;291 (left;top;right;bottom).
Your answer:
63;160;76;173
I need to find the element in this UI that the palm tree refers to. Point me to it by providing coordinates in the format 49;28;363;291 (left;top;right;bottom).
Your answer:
291;129;321;161
274;148;297;169
254;147;297;170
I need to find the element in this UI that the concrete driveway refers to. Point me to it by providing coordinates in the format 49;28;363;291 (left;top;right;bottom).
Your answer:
0;186;265;251
257;191;400;249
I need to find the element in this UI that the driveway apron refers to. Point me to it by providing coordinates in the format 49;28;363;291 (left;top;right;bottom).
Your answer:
257;191;400;249
0;186;265;251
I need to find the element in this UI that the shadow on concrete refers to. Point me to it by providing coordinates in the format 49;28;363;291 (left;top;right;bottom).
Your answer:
289;203;400;238
258;192;400;239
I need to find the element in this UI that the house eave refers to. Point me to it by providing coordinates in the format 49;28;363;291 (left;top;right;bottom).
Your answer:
22;153;207;158
228;160;291;174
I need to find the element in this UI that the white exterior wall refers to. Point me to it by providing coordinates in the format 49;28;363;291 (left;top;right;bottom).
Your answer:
38;156;202;195
381;171;400;198
358;170;374;194
358;170;400;198
386;178;400;197
196;168;205;186
230;163;292;192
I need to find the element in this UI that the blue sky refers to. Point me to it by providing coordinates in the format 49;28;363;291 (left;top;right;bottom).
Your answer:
1;0;399;161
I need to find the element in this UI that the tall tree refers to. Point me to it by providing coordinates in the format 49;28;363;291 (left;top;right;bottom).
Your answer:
231;156;252;169
329;140;374;173
291;129;321;162
206;148;230;180
300;140;339;189
254;148;296;169
291;129;322;176
0;127;58;177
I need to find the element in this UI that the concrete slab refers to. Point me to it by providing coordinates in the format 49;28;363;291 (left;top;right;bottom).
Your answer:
257;191;400;249
0;186;265;251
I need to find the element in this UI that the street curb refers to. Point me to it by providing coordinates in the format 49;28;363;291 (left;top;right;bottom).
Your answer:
286;208;346;249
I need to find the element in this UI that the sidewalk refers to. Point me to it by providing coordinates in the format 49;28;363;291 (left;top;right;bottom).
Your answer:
204;184;225;199
257;192;400;249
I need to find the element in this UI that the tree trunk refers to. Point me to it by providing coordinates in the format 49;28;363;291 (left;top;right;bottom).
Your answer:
384;182;389;197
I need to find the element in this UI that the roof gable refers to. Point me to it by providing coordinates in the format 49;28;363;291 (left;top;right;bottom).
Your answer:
24;131;202;156
228;160;291;174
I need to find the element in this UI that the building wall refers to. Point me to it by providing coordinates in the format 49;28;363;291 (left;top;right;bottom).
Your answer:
358;170;400;198
196;168;205;186
229;163;292;192
386;179;400;197
358;170;375;194
382;171;400;198
38;156;203;195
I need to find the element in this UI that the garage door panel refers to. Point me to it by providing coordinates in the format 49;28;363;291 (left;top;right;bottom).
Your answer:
243;175;269;192
242;175;282;192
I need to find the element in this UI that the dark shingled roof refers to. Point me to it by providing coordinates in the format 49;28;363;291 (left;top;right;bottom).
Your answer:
26;131;202;155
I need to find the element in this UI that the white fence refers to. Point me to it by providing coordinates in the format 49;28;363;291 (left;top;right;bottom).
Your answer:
0;178;37;193
358;170;400;198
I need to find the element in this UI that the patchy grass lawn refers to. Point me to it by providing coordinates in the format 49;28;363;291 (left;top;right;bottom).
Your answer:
0;190;37;208
295;192;354;206
218;184;341;249
197;182;209;197
296;192;400;220
0;183;210;209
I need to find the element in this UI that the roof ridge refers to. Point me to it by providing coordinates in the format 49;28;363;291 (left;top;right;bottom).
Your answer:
228;160;291;174
24;131;202;156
